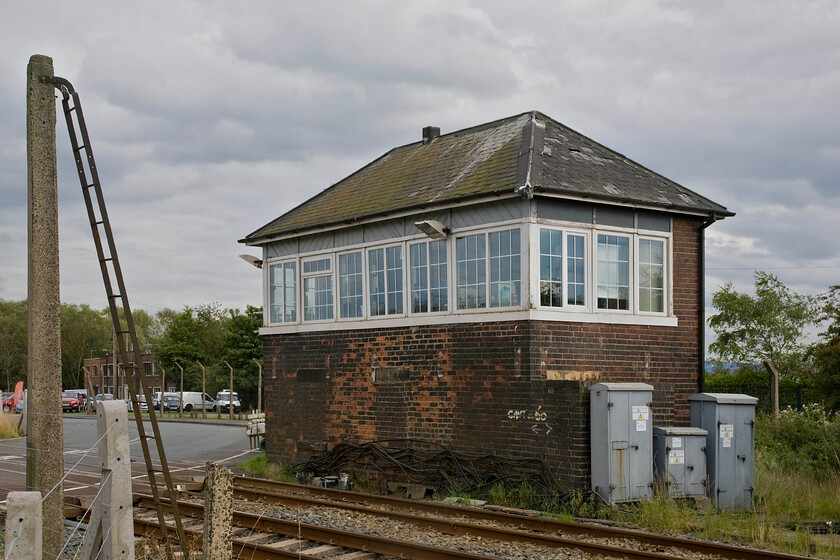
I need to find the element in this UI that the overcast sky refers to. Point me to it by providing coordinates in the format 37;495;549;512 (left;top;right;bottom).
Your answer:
1;1;838;344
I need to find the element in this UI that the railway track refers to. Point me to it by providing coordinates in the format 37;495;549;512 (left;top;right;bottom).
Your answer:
128;475;813;560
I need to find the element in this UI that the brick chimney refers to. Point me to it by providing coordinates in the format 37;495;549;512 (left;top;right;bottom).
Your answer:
422;126;440;144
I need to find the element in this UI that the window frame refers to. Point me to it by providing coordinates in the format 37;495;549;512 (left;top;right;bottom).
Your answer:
366;242;406;318
595;231;633;313
301;255;335;323
454;225;524;313
535;226;590;311
408;239;449;315
635;235;669;316
267;259;299;325
337;250;365;320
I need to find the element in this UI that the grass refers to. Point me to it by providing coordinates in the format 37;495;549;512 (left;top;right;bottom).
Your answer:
0;412;21;438
239;452;297;483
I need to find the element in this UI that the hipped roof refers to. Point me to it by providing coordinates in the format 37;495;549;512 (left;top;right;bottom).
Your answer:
242;111;732;244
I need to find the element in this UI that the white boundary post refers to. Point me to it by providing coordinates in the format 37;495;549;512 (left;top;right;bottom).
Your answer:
80;400;134;560
4;491;42;560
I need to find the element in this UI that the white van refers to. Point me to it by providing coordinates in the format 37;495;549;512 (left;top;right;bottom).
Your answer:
153;391;216;412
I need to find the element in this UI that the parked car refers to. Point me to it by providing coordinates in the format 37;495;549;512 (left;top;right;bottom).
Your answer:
91;393;114;412
161;394;181;412
61;391;86;412
153;391;215;412
124;395;148;413
2;394;14;411
215;391;241;414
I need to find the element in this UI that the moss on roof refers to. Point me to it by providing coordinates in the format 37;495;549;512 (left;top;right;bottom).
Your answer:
242;111;731;244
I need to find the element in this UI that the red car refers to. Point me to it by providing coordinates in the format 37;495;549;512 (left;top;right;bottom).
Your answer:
61;391;86;412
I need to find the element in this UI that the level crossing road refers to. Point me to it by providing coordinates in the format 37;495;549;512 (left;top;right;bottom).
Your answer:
0;414;258;506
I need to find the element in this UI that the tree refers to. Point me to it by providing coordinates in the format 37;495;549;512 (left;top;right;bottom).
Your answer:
0;299;28;392
60;303;111;388
221;306;263;408
708;271;818;379
811;285;840;412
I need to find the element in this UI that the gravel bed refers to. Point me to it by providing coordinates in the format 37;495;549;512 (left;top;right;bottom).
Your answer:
233;496;719;560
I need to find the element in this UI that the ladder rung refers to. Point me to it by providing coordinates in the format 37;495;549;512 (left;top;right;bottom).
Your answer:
73;144;86;152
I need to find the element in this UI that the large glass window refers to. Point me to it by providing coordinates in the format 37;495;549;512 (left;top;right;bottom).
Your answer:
489;229;521;307
302;257;333;320
567;234;586;306
269;261;297;323
639;239;664;313
410;240;448;313
597;234;630;310
456;234;486;309
539;229;563;307
369;246;403;316
338;252;363;318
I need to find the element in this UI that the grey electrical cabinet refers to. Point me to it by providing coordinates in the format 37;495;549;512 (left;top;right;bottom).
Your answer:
589;382;654;504
688;393;757;509
653;426;708;499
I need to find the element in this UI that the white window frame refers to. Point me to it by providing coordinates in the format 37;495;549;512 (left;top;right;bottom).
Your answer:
337;250;365;320
301;255;335;322
267;259;298;325
408;239;449;315
595;232;633;313
366;243;406;318
535;227;590;311
455;225;524;313
635;235;669;316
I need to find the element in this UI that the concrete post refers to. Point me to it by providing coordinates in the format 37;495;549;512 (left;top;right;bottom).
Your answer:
5;492;43;560
202;463;233;560
196;361;206;418
83;400;134;560
176;361;184;417
224;361;234;420
26;53;64;559
253;358;262;413
763;359;780;418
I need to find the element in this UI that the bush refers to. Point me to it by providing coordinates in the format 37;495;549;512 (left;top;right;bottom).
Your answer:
756;404;840;481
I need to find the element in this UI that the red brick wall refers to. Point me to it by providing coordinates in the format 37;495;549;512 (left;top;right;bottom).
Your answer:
262;216;703;489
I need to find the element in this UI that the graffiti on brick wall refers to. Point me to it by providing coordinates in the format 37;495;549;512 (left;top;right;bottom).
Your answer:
507;405;552;435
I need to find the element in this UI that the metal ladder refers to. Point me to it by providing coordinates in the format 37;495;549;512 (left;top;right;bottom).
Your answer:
43;75;190;560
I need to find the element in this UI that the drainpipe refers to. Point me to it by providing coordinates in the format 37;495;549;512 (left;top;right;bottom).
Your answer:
699;214;719;393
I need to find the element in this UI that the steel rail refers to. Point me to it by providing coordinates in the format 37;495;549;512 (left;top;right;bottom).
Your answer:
139;493;706;560
135;495;521;560
232;476;812;560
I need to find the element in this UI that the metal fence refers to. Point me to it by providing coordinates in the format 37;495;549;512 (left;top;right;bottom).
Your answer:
703;380;821;414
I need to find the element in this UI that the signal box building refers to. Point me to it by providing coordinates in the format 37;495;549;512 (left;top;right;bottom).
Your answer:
240;111;732;488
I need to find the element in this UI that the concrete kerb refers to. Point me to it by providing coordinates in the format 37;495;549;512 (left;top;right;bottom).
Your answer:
62;414;248;428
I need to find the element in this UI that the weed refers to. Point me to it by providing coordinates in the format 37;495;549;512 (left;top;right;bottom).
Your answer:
0;413;21;439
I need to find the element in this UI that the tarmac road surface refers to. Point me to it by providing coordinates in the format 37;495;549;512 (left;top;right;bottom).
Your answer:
0;414;259;505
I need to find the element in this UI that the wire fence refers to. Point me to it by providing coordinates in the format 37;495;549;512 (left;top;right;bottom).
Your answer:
1;410;126;560
703;380;822;414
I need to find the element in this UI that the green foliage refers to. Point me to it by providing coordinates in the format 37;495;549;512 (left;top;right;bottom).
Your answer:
0;299;27;392
811;286;840;412
756;404;840;481
708;271;818;378
60;303;112;389
239;452;296;483
220;306;263;406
